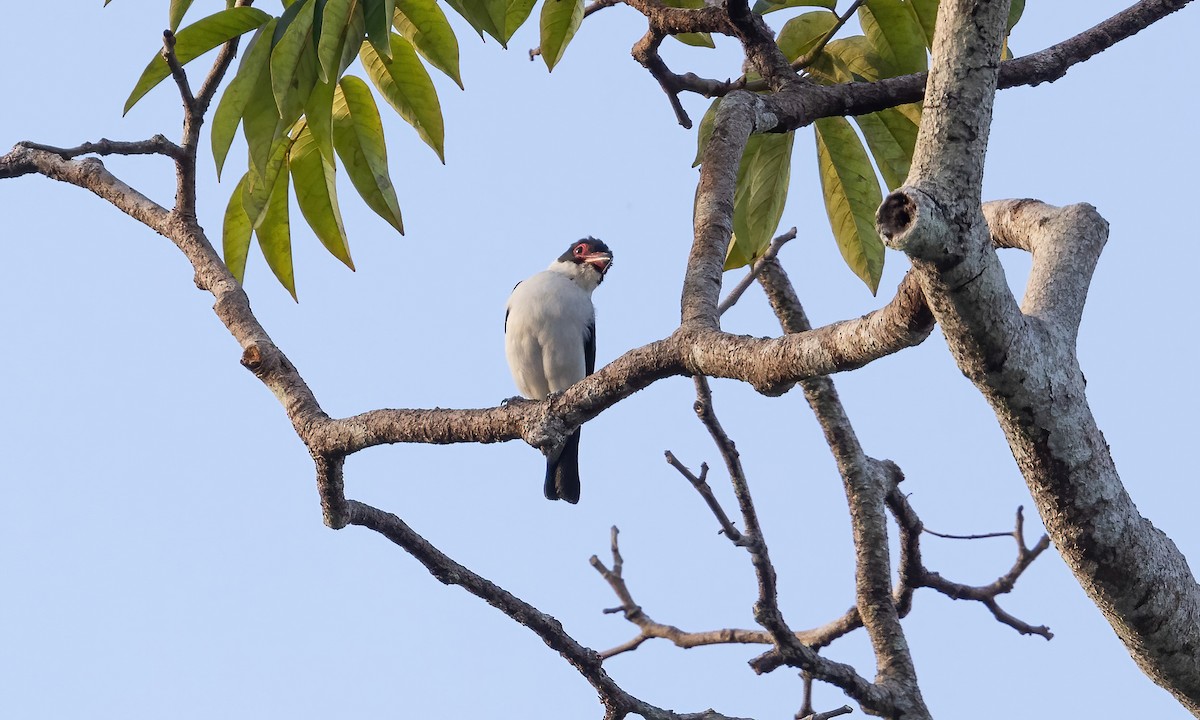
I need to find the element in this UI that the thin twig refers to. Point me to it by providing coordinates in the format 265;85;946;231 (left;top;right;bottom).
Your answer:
919;506;1053;640
719;227;797;315
793;1;864;70
797;671;815;719
18;137;184;161
161;30;195;111
664;452;743;542
924;529;1014;541
798;706;853;720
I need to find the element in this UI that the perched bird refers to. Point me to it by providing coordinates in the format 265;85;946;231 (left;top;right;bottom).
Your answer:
505;238;614;503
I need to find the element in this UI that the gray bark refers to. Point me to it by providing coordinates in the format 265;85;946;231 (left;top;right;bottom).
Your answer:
876;1;1200;712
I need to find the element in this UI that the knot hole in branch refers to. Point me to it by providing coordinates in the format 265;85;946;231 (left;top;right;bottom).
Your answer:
877;191;916;245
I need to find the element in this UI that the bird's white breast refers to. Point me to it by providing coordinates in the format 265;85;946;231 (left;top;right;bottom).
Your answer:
505;269;596;401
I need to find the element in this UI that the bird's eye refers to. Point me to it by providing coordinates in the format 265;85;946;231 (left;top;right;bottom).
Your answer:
573;245;586;256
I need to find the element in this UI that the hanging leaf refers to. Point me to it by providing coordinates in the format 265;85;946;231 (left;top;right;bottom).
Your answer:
316;0;355;81
776;11;838;63
222;173;253;282
270;0;318;120
169;0;197;32
360;34;445;162
448;0;508;45
393;0;463;88
907;0;938;49
337;2;368;77
859;0;927;76
503;0;538;42
852;106;918;191
291;124;355;270
333;77;405;234
540;0;584;71
692;98;719;168
241;44;285;177
814;117;885;293
211;19;278;178
364;0;398;57
124;6;272;114
255;157;298;301
751;0;834;15
305;74;338;166
727;132;794;271
244;133;295;229
1007;0;1025;33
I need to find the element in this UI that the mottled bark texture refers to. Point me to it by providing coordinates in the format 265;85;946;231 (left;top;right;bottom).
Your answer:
875;0;1200;712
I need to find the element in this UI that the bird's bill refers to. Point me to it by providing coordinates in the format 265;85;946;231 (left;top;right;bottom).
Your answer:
583;252;613;273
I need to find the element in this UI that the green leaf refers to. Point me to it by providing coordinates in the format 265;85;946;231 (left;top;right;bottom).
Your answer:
271;0;317;120
540;0;584;72
672;33;715;48
751;0;834;15
823;35;883;81
244;132;295;229
338;2;368;76
727;132;794;271
814;116;885;293
333;76;405;233
291;124;355;270
211;19;278;178
242;42;285;176
360;34;445;162
907;0;937;49
776;10;837;63
255;155;298;301
503;0;537;42
393;0;463;88
222;173;253;283
124;6;272;114
852;106;917;190
169;0;197;31
859;0;927;76
693;97;719;168
364;0;397;57
305;74;338;166
316;0;355;81
1007;0;1025;33
447;0;507;45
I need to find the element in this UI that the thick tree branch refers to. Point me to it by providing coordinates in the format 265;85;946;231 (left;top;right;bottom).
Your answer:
873;0;1200;711
757;0;1194;133
754;258;926;714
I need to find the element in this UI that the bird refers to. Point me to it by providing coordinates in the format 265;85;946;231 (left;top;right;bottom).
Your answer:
504;238;614;503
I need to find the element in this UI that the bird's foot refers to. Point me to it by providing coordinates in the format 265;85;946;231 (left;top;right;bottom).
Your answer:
501;395;531;407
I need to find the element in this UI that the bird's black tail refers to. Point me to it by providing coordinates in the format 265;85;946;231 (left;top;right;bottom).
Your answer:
544;428;581;504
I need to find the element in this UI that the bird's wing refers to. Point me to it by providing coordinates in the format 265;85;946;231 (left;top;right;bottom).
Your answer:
504;281;522;334
585;318;596;376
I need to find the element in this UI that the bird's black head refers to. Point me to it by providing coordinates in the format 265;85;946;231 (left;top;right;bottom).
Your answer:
559;237;613;280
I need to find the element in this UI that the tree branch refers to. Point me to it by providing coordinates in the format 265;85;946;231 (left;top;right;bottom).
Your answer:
758;0;1195;133
874;0;1200;710
664;452;744;542
18;136;185;161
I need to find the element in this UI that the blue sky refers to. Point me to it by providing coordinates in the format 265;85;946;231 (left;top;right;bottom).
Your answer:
1;2;1197;718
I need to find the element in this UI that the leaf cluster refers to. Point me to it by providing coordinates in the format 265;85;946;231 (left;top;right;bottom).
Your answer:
117;0;589;298
697;0;1022;293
